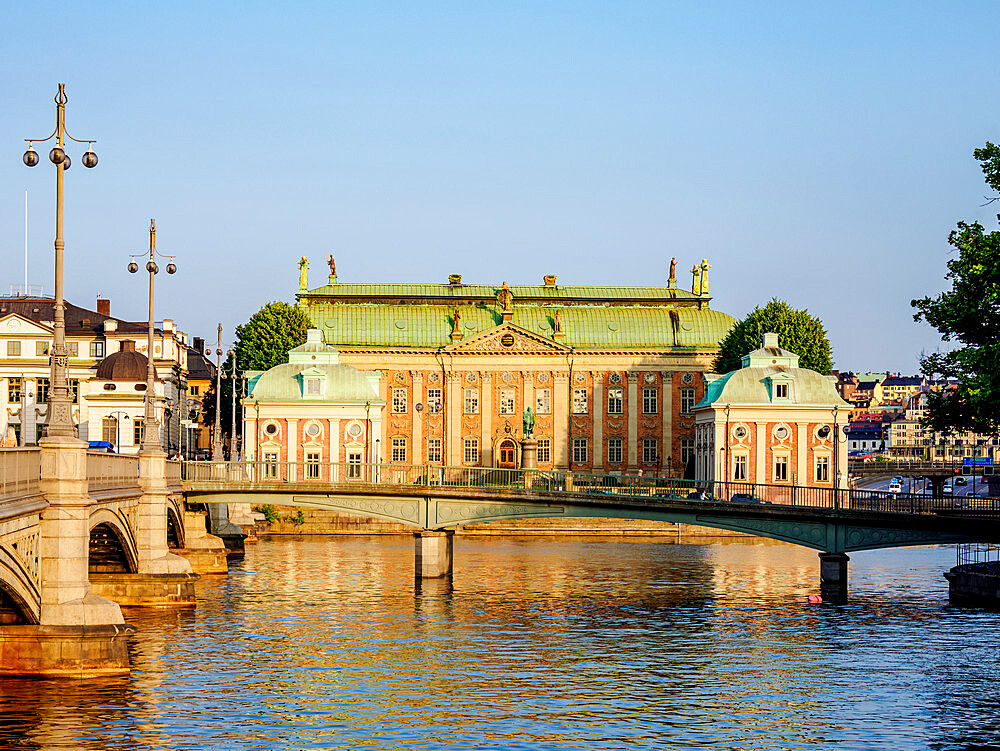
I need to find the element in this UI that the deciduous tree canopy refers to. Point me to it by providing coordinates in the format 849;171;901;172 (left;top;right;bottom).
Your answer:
911;142;1000;435
713;299;833;375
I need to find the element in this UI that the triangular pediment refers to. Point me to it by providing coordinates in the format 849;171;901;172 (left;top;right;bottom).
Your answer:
0;313;53;336
445;321;571;354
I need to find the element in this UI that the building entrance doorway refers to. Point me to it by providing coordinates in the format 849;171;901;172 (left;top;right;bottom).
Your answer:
498;439;517;468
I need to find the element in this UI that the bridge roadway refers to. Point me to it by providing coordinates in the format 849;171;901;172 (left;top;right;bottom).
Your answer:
185;460;1000;601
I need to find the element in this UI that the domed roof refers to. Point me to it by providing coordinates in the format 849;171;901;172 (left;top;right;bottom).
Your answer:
95;340;150;381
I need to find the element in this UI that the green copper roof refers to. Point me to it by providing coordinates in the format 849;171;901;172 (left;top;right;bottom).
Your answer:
248;362;383;403
302;282;707;303
300;302;736;350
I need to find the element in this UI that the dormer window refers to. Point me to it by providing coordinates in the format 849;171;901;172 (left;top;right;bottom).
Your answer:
775;383;788;399
306;379;321;396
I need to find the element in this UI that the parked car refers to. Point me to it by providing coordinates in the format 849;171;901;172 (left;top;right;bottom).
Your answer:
730;493;771;504
686;490;713;501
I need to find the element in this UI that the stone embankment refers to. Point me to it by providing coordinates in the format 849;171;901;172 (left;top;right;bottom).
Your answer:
946;561;1000;605
248;508;749;539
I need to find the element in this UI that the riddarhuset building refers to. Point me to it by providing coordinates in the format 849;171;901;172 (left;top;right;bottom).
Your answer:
261;256;737;475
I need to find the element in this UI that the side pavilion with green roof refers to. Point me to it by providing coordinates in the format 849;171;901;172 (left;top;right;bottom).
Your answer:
691;333;851;492
295;262;736;473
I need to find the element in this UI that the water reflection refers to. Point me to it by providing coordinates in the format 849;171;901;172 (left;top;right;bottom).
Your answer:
1;537;998;750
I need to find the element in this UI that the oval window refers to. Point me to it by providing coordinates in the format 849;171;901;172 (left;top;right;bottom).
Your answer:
774;426;789;441
817;425;831;439
305;422;322;438
733;425;747;439
347;422;363;438
500;333;515;348
264;422;279;436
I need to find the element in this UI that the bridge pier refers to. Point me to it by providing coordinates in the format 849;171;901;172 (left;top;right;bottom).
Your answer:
819;552;849;604
172;509;229;575
415;530;453;578
0;437;133;677
207;503;247;559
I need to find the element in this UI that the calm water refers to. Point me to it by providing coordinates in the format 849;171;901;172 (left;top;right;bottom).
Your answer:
2;537;999;750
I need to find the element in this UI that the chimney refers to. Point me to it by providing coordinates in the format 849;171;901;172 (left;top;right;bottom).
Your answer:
763;332;779;348
120;340;136;352
448;274;462;285
193;337;204;354
96;296;110;316
543;275;557;287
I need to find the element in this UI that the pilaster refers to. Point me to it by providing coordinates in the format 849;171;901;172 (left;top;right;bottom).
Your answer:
592;372;604;469
553;372;570;468
662;373;672;472
627;372;639;467
445;372;462;466
412;372;423;465
480;373;493;466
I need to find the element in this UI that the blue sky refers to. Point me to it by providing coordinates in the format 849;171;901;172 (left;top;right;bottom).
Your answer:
2;1;998;371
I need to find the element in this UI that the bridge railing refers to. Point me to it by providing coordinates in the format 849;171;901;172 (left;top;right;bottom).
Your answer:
86;452;140;491
0;448;42;501
182;460;1000;515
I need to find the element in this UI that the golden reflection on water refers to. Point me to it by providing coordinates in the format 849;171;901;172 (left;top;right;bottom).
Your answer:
0;537;998;750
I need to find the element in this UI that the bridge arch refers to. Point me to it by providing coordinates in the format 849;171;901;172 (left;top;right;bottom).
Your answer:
0;564;39;625
88;513;138;575
166;506;183;550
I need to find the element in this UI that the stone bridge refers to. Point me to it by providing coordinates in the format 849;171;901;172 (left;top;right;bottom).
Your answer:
185;460;1000;602
0;443;226;677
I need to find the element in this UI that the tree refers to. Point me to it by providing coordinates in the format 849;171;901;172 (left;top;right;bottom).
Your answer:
911;142;1000;436
233;301;310;372
713;299;833;375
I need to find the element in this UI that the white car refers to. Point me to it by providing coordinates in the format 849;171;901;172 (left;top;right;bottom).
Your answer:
943;483;954;495
888;481;902;493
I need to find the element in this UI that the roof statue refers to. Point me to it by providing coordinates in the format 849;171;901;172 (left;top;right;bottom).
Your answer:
552;310;563;338
700;259;711;295
327;254;336;277
451;309;463;340
498;281;513;312
669;257;678;281
691;264;702;295
298;256;309;291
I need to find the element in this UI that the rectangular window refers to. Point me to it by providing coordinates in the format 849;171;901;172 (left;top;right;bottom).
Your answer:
427;388;442;413
680;438;694;466
774;455;789;482
642;438;657;464
499;388;515;415
69;380;79;403
35;341;49;357
816;455;830;483
7;342;20;357
189;385;200;396
67;341;78;357
680;388;696;414
427;438;442;463
607;387;623;415
392;388;407;413
642;387;658;414
391;437;407;463
90;340;105;359
35;425;44;443
263;452;279;479
102;417;117;445
36;378;49;404
608;438;623;464
572;438;588;464
573;388;588;414
7;377;21;403
464;437;479;464
464;388;479;414
734;454;748;481
306;379;321;396
347;451;362;479
537;438;551;463
536;388;551;414
306;451;321;479
775;383;788;399
133;417;144;446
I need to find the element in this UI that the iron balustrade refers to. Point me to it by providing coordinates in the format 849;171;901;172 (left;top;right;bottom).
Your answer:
0;448;42;501
180;460;1000;516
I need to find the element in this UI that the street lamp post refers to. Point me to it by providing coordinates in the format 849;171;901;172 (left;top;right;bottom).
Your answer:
211;324;224;461
127;220;177;455
107;411;130;453
22;84;99;441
